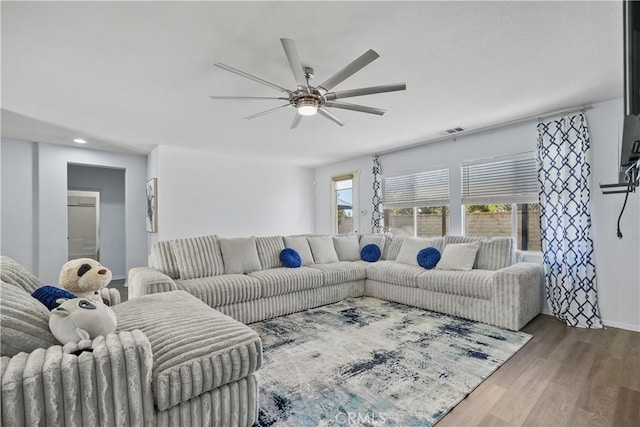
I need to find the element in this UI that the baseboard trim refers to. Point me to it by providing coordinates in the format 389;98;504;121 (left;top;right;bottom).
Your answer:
602;319;640;332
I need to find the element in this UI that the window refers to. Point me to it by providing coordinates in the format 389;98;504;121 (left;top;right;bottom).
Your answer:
331;173;359;234
383;168;450;237
461;153;540;251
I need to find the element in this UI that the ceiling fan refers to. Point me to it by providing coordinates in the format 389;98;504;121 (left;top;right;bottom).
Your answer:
210;38;406;128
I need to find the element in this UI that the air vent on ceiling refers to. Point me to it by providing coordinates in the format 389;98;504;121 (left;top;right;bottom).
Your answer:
438;127;465;136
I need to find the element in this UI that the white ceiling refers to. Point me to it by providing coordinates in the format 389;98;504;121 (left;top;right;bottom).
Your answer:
1;1;623;167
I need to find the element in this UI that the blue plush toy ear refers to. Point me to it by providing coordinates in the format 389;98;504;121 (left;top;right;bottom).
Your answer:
361;244;382;262
280;248;302;268
417;247;441;269
32;286;77;311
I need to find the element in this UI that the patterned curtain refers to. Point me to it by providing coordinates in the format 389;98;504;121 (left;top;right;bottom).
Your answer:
536;113;602;328
371;155;384;233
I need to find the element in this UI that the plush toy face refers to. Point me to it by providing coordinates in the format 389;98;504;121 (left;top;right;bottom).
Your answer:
59;258;112;299
49;297;117;345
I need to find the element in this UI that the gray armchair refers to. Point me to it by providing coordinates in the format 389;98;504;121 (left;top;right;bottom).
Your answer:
0;256;262;426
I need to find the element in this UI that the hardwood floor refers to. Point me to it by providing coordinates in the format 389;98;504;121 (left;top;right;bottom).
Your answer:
439;314;640;427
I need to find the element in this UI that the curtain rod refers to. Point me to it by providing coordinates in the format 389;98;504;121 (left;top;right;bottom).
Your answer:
372;103;593;158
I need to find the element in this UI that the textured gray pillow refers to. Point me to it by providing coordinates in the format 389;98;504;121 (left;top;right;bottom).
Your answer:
332;235;361;261
1;282;59;357
284;236;315;266
0;256;42;294
218;236;263;274
359;234;386;251
171;235;225;279
308;237;340;264
436;242;480;271
444;235;513;270
255;236;285;270
396;237;442;266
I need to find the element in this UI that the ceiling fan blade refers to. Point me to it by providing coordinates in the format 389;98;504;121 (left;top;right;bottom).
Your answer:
323;83;406;101
243;104;291;120
316;49;380;94
210;96;290;100
290;113;303;129
214;63;294;95
324;101;386;116
317;108;345;127
281;38;308;91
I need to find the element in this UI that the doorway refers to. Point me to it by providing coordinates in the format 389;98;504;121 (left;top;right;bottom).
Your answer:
67;190;100;261
330;172;359;235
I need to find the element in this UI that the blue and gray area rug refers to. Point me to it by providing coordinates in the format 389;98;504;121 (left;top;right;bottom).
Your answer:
251;297;531;426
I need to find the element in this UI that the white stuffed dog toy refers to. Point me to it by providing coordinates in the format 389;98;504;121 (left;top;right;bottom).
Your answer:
49;297;117;345
59;258;112;304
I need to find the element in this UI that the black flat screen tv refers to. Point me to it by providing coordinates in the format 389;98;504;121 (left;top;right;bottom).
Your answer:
621;0;640;179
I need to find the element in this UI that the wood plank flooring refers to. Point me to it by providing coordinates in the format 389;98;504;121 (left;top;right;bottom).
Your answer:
439;314;640;427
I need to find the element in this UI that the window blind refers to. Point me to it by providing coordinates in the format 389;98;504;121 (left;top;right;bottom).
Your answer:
461;152;539;205
383;168;449;208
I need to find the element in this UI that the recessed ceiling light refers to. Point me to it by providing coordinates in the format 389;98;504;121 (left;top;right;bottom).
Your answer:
73;138;87;144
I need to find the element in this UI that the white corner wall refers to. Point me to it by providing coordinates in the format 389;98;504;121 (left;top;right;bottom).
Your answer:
147;145;315;243
314;98;640;331
0;139;147;284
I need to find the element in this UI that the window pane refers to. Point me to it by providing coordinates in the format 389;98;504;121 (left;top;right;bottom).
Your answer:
416;206;449;237
336;186;353;235
384;208;414;236
464;204;512;237
517;203;541;251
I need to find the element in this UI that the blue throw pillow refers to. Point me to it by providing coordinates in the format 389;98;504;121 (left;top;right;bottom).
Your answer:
361;243;382;262
417;247;441;269
32;286;77;311
280;248;302;268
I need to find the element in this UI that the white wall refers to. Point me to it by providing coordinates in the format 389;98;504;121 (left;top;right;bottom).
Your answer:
148;145;315;243
0;139;147;284
314;98;640;331
68;164;126;279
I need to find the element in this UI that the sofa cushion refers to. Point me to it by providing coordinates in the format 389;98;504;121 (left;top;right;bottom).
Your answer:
383;235;406;261
0;256;42;294
365;261;425;288
255;236;285;270
332;235;361;261
396;237;444;266
249;267;324;297
283;236;315;266
308;261;367;286
149;240;180;279
445;235;514;270
359;234;386;251
417;269;495;300
113;290;262;412
171;235;225;279
1;282;59;357
436;242;480;271
218;237;262;274
175;274;262;307
308;236;340;264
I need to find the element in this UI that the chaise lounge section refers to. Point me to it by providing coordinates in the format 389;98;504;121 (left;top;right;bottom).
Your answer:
130;233;543;330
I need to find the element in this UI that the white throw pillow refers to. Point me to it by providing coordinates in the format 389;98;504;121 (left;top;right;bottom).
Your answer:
435;242;480;271
218;236;263;274
360;234;386;250
308;237;340;264
283;236;315;266
332;235;360;261
396;237;442;266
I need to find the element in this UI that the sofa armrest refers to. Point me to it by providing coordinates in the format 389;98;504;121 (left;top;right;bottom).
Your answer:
1;330;154;426
492;262;544;330
100;287;122;305
128;267;177;299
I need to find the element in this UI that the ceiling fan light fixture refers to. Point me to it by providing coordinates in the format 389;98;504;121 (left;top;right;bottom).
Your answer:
296;96;319;116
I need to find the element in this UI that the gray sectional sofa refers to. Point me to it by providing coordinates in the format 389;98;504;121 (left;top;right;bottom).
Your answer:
130;233;543;331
